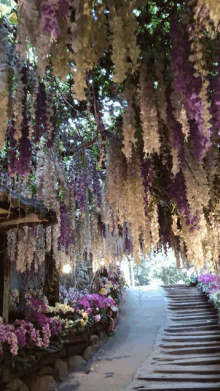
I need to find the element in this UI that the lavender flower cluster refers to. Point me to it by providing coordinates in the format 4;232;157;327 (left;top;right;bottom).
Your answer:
170;171;200;231
170;17;212;161
59;202;74;253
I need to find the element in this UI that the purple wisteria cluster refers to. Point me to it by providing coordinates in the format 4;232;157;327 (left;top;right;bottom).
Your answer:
41;0;70;39
41;0;60;39
170;17;212;161
8;121;18;177
170;171;200;231
59;202;74;253
123;224;133;255
34;82;47;142
9;67;32;177
211;41;220;136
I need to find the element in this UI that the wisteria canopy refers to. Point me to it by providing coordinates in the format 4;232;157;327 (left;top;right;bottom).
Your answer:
1;0;220;273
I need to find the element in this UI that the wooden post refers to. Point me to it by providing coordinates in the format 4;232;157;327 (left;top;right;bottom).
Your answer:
45;252;60;306
44;225;59;305
3;253;10;323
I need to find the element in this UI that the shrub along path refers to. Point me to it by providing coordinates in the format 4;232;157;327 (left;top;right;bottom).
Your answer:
126;284;220;391
59;286;166;391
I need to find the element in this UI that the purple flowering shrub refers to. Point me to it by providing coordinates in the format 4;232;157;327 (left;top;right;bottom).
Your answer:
198;273;219;294
59;286;85;306
0;267;124;362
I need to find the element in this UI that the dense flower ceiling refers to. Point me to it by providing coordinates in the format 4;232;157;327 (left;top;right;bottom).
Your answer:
1;0;220;271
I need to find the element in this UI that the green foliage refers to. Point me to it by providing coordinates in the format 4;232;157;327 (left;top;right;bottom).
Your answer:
153;265;187;285
185;276;198;287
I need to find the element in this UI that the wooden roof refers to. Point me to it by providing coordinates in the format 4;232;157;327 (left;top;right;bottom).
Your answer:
0;188;57;229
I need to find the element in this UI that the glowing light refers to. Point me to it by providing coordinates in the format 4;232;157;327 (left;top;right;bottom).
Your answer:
62;264;72;274
100;261;105;266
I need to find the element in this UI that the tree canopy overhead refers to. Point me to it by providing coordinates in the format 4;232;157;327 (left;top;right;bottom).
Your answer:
1;0;220;273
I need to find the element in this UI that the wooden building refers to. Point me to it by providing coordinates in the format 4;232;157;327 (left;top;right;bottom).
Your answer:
0;188;57;323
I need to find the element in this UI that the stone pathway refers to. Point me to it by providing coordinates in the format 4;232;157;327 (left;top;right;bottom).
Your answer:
126;284;220;391
59;286;166;391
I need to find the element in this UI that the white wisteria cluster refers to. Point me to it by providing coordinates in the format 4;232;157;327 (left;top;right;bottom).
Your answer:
139;65;161;156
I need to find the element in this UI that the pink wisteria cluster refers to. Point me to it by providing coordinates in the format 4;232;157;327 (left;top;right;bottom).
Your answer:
198;273;219;293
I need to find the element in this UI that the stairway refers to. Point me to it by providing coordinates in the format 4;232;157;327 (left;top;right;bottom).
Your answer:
126;284;220;390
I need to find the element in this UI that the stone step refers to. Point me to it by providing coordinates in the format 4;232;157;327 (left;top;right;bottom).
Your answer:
170;316;219;322
160;345;220;356
137;373;220;382
164;331;220;337
168;310;217;315
165;321;219;329
156;355;220;366
154;365;220;374
162;336;220;343
131;381;220;390
168;304;211;309
160;341;220;349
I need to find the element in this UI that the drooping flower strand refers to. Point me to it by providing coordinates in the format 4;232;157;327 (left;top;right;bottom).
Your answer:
155;62;167;124
8;121;19;177
140;157;153;216
193;0;220;36
139;65;161;156
7;229;17;264
12;66;32;176
169;170;200;230
212;41;220;137
109;1;140;83
187;5;212;141
121;85;137;160
167;98;185;175
17;70;32;176
59;201;71;254
35;148;58;210
34;82;47;142
170;17;211;161
0;24;9;150
70;0;106;101
183;146;210;217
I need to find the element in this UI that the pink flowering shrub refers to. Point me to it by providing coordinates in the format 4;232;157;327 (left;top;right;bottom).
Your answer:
0;267;124;361
198;273;218;293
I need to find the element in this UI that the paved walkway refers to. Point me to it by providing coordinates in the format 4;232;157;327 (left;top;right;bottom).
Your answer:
59;285;166;391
